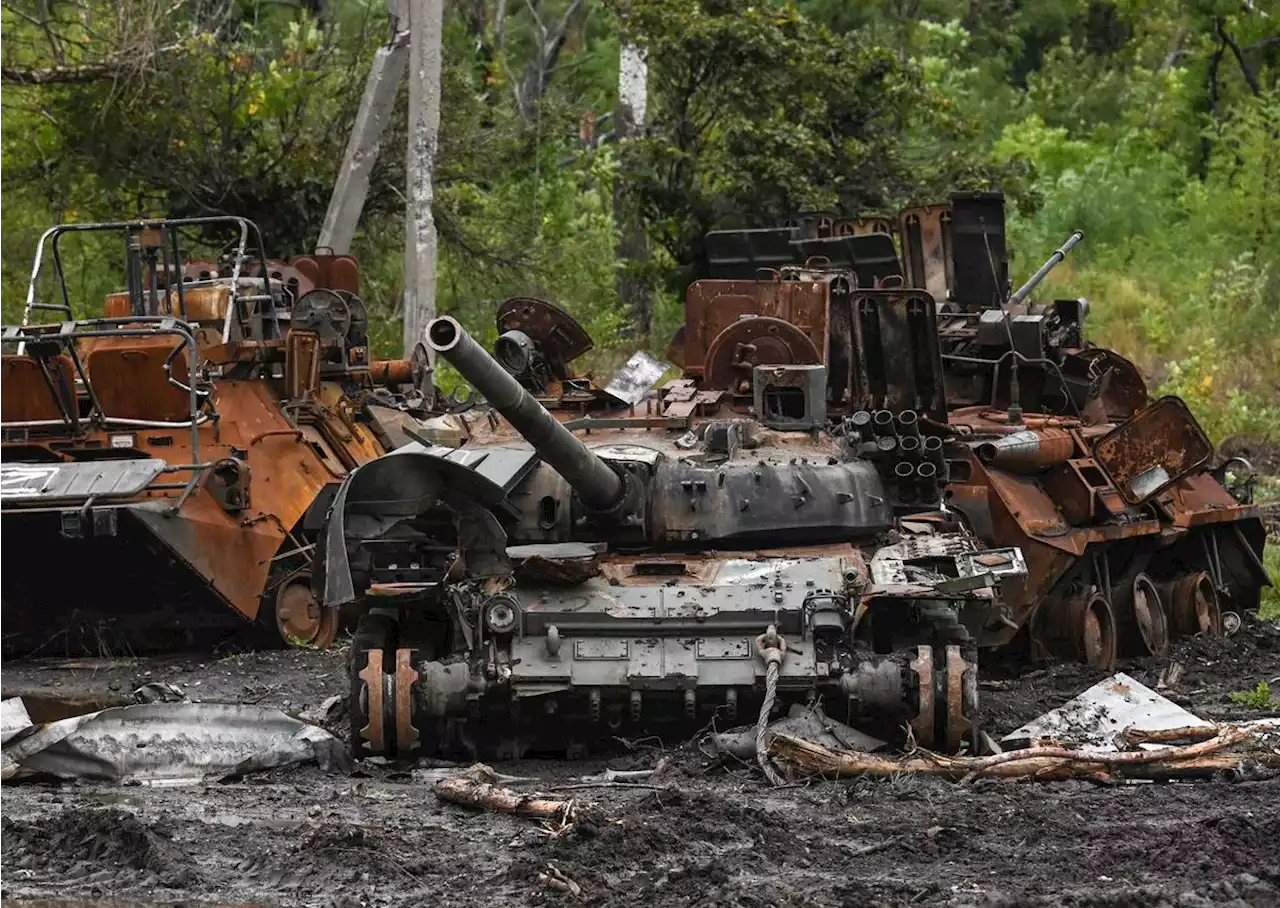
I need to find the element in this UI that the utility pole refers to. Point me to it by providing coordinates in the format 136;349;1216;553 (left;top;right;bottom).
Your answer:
614;40;651;336
316;0;443;360
402;0;443;359
315;0;410;257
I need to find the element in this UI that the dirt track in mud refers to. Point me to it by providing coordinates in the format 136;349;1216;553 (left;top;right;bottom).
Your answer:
4;621;1280;908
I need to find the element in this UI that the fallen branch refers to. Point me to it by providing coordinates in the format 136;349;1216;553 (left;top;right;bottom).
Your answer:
1120;725;1220;747
435;776;575;820
578;757;668;784
538;863;582;898
768;726;1279;783
435;765;578;822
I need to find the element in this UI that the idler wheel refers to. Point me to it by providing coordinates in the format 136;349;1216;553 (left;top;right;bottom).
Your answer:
1170;572;1222;637
273;576;339;649
1117;573;1169;657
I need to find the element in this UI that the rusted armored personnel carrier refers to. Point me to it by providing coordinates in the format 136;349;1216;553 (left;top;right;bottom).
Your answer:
1;217;430;655
681;192;1270;669
322;295;1027;760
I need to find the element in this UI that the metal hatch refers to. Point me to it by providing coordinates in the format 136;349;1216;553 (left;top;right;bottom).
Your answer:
0;458;168;506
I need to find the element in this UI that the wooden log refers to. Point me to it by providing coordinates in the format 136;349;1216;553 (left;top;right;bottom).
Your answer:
435;776;574;820
1120;725;1220;747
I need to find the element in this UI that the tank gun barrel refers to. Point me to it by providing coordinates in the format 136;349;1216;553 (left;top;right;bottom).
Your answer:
1008;231;1083;306
426;316;625;511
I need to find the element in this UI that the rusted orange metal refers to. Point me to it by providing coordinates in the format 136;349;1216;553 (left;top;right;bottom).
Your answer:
680;278;831;378
1;218;405;656
370;359;413;385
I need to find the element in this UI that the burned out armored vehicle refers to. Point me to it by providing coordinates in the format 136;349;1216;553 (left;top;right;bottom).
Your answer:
922;195;1270;669
1;217;432;655
684;191;1270;670
322;295;1027;760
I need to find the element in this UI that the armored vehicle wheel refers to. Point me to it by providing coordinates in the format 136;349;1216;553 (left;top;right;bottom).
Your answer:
350;613;396;759
390;647;424;759
1116;572;1169;657
271;576;339;648
1042;592;1117;669
909;644;978;753
942;644;977;754
1170;572;1222;637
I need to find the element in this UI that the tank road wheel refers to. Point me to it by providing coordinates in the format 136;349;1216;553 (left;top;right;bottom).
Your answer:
350;613;396;759
1043;593;1117;669
909;645;935;749
1118;573;1170;657
909;644;979;754
273;576;340;648
1170;572;1222;637
941;645;977;755
1080;594;1118;669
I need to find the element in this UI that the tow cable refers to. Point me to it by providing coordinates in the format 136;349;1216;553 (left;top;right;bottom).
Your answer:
754;625;788;786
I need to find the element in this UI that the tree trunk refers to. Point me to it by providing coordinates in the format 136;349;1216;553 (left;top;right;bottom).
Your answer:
614;41;652;337
403;0;444;359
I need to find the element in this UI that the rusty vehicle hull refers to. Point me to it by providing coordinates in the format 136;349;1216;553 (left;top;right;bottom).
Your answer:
1;218;423;657
678;192;1270;671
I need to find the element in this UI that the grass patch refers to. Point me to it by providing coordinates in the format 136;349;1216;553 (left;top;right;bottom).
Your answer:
1262;543;1280;622
1230;680;1273;710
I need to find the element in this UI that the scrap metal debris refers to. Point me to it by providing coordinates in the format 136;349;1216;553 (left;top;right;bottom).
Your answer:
1;700;346;785
1002;672;1206;751
1;698;33;745
760;672;1280;783
603;351;671;405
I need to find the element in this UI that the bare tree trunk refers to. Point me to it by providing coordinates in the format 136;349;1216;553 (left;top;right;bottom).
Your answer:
403;0;443;359
614;41;651;336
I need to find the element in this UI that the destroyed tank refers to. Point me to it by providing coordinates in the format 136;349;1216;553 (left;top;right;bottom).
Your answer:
0;217;434;655
321;298;1027;761
925;194;1271;668
687;191;1271;670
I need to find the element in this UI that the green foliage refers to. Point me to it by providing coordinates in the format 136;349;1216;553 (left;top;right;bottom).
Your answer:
619;0;994;287
1;0;1278;443
1262;544;1280;623
1230;680;1273;710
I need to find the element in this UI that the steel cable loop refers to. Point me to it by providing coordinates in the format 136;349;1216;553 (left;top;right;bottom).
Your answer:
754;626;788;787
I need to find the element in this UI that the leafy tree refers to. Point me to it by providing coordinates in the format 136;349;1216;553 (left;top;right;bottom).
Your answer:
615;0;995;291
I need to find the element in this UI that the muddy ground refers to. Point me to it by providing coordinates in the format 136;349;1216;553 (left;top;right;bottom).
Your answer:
3;621;1279;908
